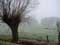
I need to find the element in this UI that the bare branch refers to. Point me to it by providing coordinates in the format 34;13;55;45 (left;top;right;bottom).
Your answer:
19;0;30;14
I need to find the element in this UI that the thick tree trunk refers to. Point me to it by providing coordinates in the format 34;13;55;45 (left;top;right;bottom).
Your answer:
11;27;18;42
10;23;19;43
2;14;20;43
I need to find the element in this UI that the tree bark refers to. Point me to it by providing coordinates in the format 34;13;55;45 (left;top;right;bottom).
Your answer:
10;23;19;43
11;27;18;43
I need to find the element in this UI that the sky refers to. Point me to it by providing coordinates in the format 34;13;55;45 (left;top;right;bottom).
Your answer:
31;0;60;23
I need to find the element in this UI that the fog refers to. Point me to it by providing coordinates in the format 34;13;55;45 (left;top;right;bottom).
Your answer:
0;0;59;43
31;0;60;23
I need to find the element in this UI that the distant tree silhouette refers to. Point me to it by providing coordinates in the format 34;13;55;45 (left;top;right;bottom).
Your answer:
56;21;60;45
46;35;49;42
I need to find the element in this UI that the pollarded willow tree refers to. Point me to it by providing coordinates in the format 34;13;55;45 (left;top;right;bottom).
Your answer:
0;0;39;43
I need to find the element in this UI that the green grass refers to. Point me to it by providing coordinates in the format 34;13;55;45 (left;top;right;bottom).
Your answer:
0;23;58;42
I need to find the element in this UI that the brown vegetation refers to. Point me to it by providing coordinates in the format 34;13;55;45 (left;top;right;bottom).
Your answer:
17;39;48;45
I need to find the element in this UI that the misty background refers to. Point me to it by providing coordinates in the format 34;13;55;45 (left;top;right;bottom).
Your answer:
32;0;60;23
0;0;60;42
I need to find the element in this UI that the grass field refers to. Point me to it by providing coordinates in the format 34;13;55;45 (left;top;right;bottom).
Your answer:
0;27;58;42
0;23;58;45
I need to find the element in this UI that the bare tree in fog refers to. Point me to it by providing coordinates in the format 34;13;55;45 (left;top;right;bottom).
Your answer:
0;0;31;43
0;0;39;43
